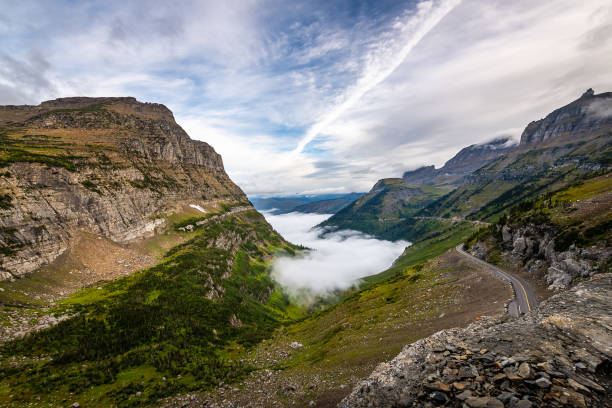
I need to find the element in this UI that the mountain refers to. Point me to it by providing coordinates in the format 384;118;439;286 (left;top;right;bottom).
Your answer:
323;90;612;241
320;137;516;240
520;88;612;145
420;89;612;221
0;97;301;407
403;136;517;187
1;92;610;408
284;192;363;214
0;97;247;280
251;192;364;214
320;179;449;238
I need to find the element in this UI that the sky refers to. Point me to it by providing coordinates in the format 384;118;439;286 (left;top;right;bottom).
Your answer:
263;211;408;299
1;0;611;196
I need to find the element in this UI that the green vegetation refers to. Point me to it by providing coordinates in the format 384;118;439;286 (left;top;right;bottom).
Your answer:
362;221;475;286
0;193;12;209
0;211;303;408
0;131;83;171
320;180;447;239
81;179;103;194
468;175;611;261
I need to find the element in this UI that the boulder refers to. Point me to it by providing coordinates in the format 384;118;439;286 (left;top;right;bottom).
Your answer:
502;225;513;242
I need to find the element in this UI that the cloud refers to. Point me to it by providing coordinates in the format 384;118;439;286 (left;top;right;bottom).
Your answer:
0;0;611;195
0;51;56;104
263;212;408;300
313;0;612;171
587;98;612;119
292;0;462;154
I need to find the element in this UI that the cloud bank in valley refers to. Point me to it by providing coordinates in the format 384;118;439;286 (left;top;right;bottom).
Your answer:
263;212;408;298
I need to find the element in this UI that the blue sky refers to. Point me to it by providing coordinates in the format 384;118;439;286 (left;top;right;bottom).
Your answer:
1;0;611;196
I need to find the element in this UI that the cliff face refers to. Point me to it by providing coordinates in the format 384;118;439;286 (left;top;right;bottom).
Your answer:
520;89;612;145
340;274;612;408
440;137;516;176
0;97;247;280
402;165;437;185
465;174;611;292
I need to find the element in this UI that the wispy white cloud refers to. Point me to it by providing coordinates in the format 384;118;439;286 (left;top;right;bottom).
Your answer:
293;0;462;154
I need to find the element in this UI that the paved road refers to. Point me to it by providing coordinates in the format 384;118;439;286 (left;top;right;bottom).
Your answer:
455;245;537;316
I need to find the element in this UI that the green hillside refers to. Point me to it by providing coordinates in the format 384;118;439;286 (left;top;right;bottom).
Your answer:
320;179;448;239
0;210;303;408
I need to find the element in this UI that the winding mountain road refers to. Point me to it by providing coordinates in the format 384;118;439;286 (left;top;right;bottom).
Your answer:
455;245;537;317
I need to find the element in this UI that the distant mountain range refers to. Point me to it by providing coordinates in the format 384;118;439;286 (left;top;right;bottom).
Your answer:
251;192;364;214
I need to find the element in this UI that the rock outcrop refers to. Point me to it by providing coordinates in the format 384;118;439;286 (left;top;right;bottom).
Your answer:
402;165;438;185
340;274;612;408
496;223;610;291
0;97;248;279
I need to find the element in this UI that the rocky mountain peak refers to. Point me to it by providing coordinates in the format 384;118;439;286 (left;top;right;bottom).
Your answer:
519;89;612;145
402;165;437;184
581;88;595;98
441;136;516;174
401;137;516;187
39;96;175;121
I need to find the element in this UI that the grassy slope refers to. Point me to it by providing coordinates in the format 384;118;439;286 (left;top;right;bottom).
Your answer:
194;228;509;407
0;210;304;408
214;174;611;407
284;222;477;369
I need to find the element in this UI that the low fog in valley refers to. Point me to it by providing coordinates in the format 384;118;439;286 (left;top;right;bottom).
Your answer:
263;212;409;298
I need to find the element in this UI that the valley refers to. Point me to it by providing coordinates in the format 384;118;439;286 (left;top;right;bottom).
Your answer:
0;90;610;408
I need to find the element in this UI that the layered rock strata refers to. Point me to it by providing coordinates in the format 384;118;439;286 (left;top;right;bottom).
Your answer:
0;97;247;279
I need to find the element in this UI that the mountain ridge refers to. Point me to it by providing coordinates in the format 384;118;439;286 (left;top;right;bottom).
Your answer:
403;136;517;187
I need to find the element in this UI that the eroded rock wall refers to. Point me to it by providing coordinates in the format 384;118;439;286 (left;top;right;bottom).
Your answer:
0;97;248;279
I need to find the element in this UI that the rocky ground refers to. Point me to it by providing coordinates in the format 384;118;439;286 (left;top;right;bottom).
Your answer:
340;274;611;408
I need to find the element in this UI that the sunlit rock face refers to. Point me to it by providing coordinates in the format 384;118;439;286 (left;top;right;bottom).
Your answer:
0;97;248;279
